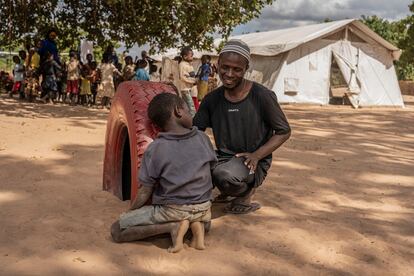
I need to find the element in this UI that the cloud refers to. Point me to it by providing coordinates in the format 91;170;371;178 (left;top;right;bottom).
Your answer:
234;0;412;34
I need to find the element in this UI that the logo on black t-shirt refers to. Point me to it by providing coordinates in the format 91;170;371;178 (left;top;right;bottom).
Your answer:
228;109;239;112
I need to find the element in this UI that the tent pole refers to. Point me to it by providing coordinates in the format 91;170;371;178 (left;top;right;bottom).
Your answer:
345;26;349;41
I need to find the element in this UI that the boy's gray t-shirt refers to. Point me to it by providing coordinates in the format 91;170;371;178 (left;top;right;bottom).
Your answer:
139;127;217;205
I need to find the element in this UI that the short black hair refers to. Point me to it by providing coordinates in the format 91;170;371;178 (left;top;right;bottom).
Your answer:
149;64;158;74
137;59;147;68
147;93;185;129
180;46;193;58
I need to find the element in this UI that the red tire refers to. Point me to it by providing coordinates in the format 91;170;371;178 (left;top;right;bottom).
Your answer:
103;81;177;202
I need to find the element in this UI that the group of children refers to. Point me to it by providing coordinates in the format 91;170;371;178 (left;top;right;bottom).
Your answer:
177;48;217;117
2;48;162;109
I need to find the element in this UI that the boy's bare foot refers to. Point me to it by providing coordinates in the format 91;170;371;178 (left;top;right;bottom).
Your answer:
189;221;206;250
168;220;189;253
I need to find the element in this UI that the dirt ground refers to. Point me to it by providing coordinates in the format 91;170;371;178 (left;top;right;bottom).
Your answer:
0;95;413;276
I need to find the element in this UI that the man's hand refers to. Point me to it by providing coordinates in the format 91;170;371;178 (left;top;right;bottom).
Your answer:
236;152;260;173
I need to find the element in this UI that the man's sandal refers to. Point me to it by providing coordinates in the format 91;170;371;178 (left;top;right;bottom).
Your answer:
224;202;261;214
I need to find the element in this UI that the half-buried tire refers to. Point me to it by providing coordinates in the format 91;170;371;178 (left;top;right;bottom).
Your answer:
103;81;177;202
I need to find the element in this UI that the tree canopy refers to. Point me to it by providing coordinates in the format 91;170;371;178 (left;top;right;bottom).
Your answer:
0;0;273;52
362;11;414;80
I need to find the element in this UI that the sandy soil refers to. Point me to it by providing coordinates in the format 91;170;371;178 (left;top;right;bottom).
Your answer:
0;95;413;276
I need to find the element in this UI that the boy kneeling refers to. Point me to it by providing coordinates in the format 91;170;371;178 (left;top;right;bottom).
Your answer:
111;93;217;253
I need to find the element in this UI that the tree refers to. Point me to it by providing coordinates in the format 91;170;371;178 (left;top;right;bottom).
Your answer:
0;0;273;53
397;2;414;80
361;15;406;47
361;15;412;80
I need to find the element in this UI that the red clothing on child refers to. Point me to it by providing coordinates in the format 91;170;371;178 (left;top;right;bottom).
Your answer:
192;96;199;111
66;79;79;94
12;81;22;93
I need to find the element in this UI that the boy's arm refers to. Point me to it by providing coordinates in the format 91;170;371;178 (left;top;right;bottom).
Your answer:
179;64;196;85
129;186;153;210
130;144;157;211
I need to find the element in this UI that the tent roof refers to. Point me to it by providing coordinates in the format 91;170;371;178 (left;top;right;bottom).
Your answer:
229;19;400;59
153;19;401;61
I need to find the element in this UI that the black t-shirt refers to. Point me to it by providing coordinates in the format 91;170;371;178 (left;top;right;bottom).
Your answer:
193;82;290;157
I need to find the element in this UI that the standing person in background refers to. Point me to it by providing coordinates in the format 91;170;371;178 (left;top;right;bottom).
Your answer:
103;45;119;66
208;63;218;93
89;61;99;106
196;55;211;101
57;60;68;103
149;64;160;82
66;51;81;105
133;59;150;81
18;50;28;70
39;52;61;104
98;54;121;109
18;50;27;99
141;50;155;73
25;47;41;102
10;56;25;99
122;56;135;81
38;29;60;65
28;47;40;71
179;47;197;117
85;53;94;67
80;65;92;106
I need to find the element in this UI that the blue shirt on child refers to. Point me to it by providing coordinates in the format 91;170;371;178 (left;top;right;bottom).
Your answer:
134;68;150;81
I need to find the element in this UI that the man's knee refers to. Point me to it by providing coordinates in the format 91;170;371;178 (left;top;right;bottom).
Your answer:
212;166;249;196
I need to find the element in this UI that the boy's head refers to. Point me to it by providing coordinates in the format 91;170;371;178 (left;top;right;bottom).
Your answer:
12;56;20;64
137;59;147;69
147;93;192;131
86;53;93;63
124;55;133;65
201;55;211;64
19;50;27;60
102;53;110;63
180;47;193;62
69;50;77;59
90;61;97;70
149;64;158;74
47;29;58;41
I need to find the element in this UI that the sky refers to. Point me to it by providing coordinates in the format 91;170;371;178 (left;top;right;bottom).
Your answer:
123;0;413;56
234;0;413;34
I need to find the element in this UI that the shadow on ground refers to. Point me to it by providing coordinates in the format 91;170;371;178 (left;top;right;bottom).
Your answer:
0;97;413;275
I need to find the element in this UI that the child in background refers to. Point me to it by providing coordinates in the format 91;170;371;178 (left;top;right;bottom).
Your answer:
111;93;217;253
66;51;80;105
89;61;99;106
80;65;92;106
10;56;25;99
178;47;197;117
122;56;135;81
98;54;121;109
25;48;41;102
196;55;211;101
133;59;150;81
149;64;160;82
58;60;68;103
39;52;61;103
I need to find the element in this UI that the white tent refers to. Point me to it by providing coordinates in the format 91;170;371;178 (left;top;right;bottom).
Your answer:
226;19;404;107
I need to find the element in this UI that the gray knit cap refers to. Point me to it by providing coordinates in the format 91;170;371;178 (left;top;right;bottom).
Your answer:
219;39;251;65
